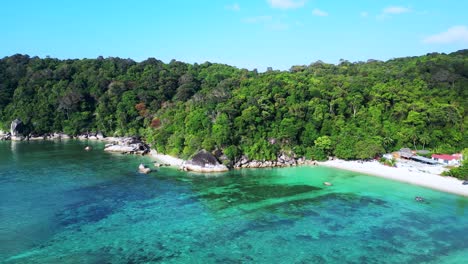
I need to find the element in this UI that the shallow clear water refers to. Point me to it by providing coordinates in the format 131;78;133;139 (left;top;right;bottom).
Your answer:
1;141;467;263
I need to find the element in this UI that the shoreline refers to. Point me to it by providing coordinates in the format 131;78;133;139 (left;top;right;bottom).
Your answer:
150;150;184;167
148;150;468;197
4;135;466;197
319;159;468;197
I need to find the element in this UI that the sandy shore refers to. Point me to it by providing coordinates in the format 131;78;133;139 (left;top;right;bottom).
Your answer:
147;149;468;196
319;159;468;197
150;150;184;166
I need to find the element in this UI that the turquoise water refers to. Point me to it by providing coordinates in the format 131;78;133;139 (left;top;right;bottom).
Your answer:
1;141;467;263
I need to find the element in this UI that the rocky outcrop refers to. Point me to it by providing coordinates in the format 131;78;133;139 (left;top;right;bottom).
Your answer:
10;119;24;136
138;163;152;174
76;132;105;140
0;132;11;140
51;133;71;139
26;133;72;140
10;119;25;140
27;134;46;140
153;162;171;167
104;137;150;155
0;130;72;141
233;153;317;169
180;149;229;173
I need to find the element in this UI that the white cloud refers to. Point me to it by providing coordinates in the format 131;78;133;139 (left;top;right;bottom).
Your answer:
226;3;240;11
312;8;328;17
360;11;368;17
377;6;411;20
242;16;273;24
423;26;468;44
267;0;306;9
383;6;411;14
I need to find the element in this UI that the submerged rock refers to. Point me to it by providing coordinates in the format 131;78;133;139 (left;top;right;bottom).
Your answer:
180;149;229;173
138;163;152;174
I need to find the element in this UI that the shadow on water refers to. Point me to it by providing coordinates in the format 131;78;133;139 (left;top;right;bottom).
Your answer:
3;141;468;263
196;183;322;209
54;174;196;228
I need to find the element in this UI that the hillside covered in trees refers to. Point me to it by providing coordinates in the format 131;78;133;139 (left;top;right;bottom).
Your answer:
0;51;467;161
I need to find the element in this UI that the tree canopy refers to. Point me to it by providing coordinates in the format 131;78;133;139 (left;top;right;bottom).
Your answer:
1;51;467;160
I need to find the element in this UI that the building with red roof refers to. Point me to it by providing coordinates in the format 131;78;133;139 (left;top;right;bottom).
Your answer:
431;154;462;166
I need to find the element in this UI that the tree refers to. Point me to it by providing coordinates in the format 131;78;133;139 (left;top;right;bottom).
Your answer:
314;136;332;156
0;50;466;162
212;113;231;147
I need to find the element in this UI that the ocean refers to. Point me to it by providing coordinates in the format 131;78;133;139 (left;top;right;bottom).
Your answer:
1;140;467;263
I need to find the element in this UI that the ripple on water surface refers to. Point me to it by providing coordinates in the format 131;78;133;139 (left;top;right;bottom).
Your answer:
1;141;467;263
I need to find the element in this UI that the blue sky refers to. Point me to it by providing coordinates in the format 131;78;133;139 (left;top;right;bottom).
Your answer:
1;0;467;70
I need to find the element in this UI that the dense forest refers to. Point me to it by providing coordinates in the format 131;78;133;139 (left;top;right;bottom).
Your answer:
0;51;467;162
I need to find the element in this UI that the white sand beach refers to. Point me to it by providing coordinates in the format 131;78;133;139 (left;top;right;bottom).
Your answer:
319;159;468;197
150;150;184;166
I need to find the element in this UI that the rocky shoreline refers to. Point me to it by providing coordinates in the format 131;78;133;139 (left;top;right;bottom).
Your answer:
1;131;73;141
151;149;318;172
2;118;150;155
233;153;317;169
103;137;150;155
180;150;229;173
3;119;316;172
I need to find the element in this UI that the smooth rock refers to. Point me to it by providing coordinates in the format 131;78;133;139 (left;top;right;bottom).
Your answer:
10;119;24;137
96;132;105;140
138;163;152;174
104;145;136;153
0;132;11;140
103;137;150;155
180;149;228;173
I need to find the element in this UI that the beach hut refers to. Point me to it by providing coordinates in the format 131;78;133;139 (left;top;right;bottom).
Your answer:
399;148;414;159
431;154;461;166
410;156;438;165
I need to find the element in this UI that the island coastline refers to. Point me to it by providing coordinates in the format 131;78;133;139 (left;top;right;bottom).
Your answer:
319;159;468;197
3;132;466;197
149;148;468;197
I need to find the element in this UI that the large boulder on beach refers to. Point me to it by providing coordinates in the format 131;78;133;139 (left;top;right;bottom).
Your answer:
53;133;71;139
96;132;105;140
10;119;24;137
104;137;150;155
181;149;229;173
10;119;25;140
